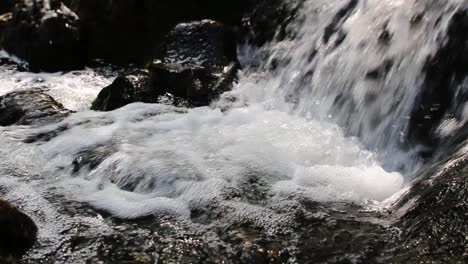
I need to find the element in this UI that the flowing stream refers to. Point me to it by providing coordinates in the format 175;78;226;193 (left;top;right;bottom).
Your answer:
0;0;467;261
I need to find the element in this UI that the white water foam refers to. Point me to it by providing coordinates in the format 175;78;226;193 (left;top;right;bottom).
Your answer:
14;102;403;219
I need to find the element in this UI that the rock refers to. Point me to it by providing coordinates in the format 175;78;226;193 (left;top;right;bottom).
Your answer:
389;156;468;263
0;0;14;14
0;90;70;126
0;199;38;259
68;0;255;64
158;20;238;68
153;20;239;106
149;61;238;107
91;69;155;112
92;20;239;111
2;0;86;72
248;0;305;45
408;8;468;148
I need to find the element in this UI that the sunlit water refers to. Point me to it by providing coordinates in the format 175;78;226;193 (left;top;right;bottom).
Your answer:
1;0;465;223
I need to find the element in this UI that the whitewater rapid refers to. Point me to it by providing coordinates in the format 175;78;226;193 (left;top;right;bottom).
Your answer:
6;0;466;220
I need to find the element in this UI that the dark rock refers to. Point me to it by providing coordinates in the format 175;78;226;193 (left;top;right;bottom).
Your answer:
388;156;468;263
91;69;154;111
0;90;70;126
0;0;13;14
68;0;255;65
153;20;239;105
149;61;238;107
92;62;238;111
248;0;305;46
409;8;468;148
92;20;239;111
159;20;238;68
0;199;38;259
2;0;86;72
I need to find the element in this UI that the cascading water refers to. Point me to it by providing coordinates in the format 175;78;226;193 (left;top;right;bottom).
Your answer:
236;0;466;170
0;0;467;262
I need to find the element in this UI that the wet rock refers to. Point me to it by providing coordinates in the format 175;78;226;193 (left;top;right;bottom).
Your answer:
159;20;238;67
409;8;468;148
92;20;239;111
152;20;239;106
150;61;238;107
0;199;38;259
248;0;305;45
2;0;86;72
91;69;154;111
68;0;254;64
388;156;468;263
0;90;70;126
295;207;388;263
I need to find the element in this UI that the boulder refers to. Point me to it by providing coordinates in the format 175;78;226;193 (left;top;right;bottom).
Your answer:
92;20;239;111
0;199;38;259
0;90;70;126
68;0;255;64
2;0;86;72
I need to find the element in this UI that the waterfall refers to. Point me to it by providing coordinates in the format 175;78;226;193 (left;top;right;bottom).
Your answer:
235;0;466;170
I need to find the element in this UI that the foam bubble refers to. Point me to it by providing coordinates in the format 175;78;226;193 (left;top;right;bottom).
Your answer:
27;103;404;219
